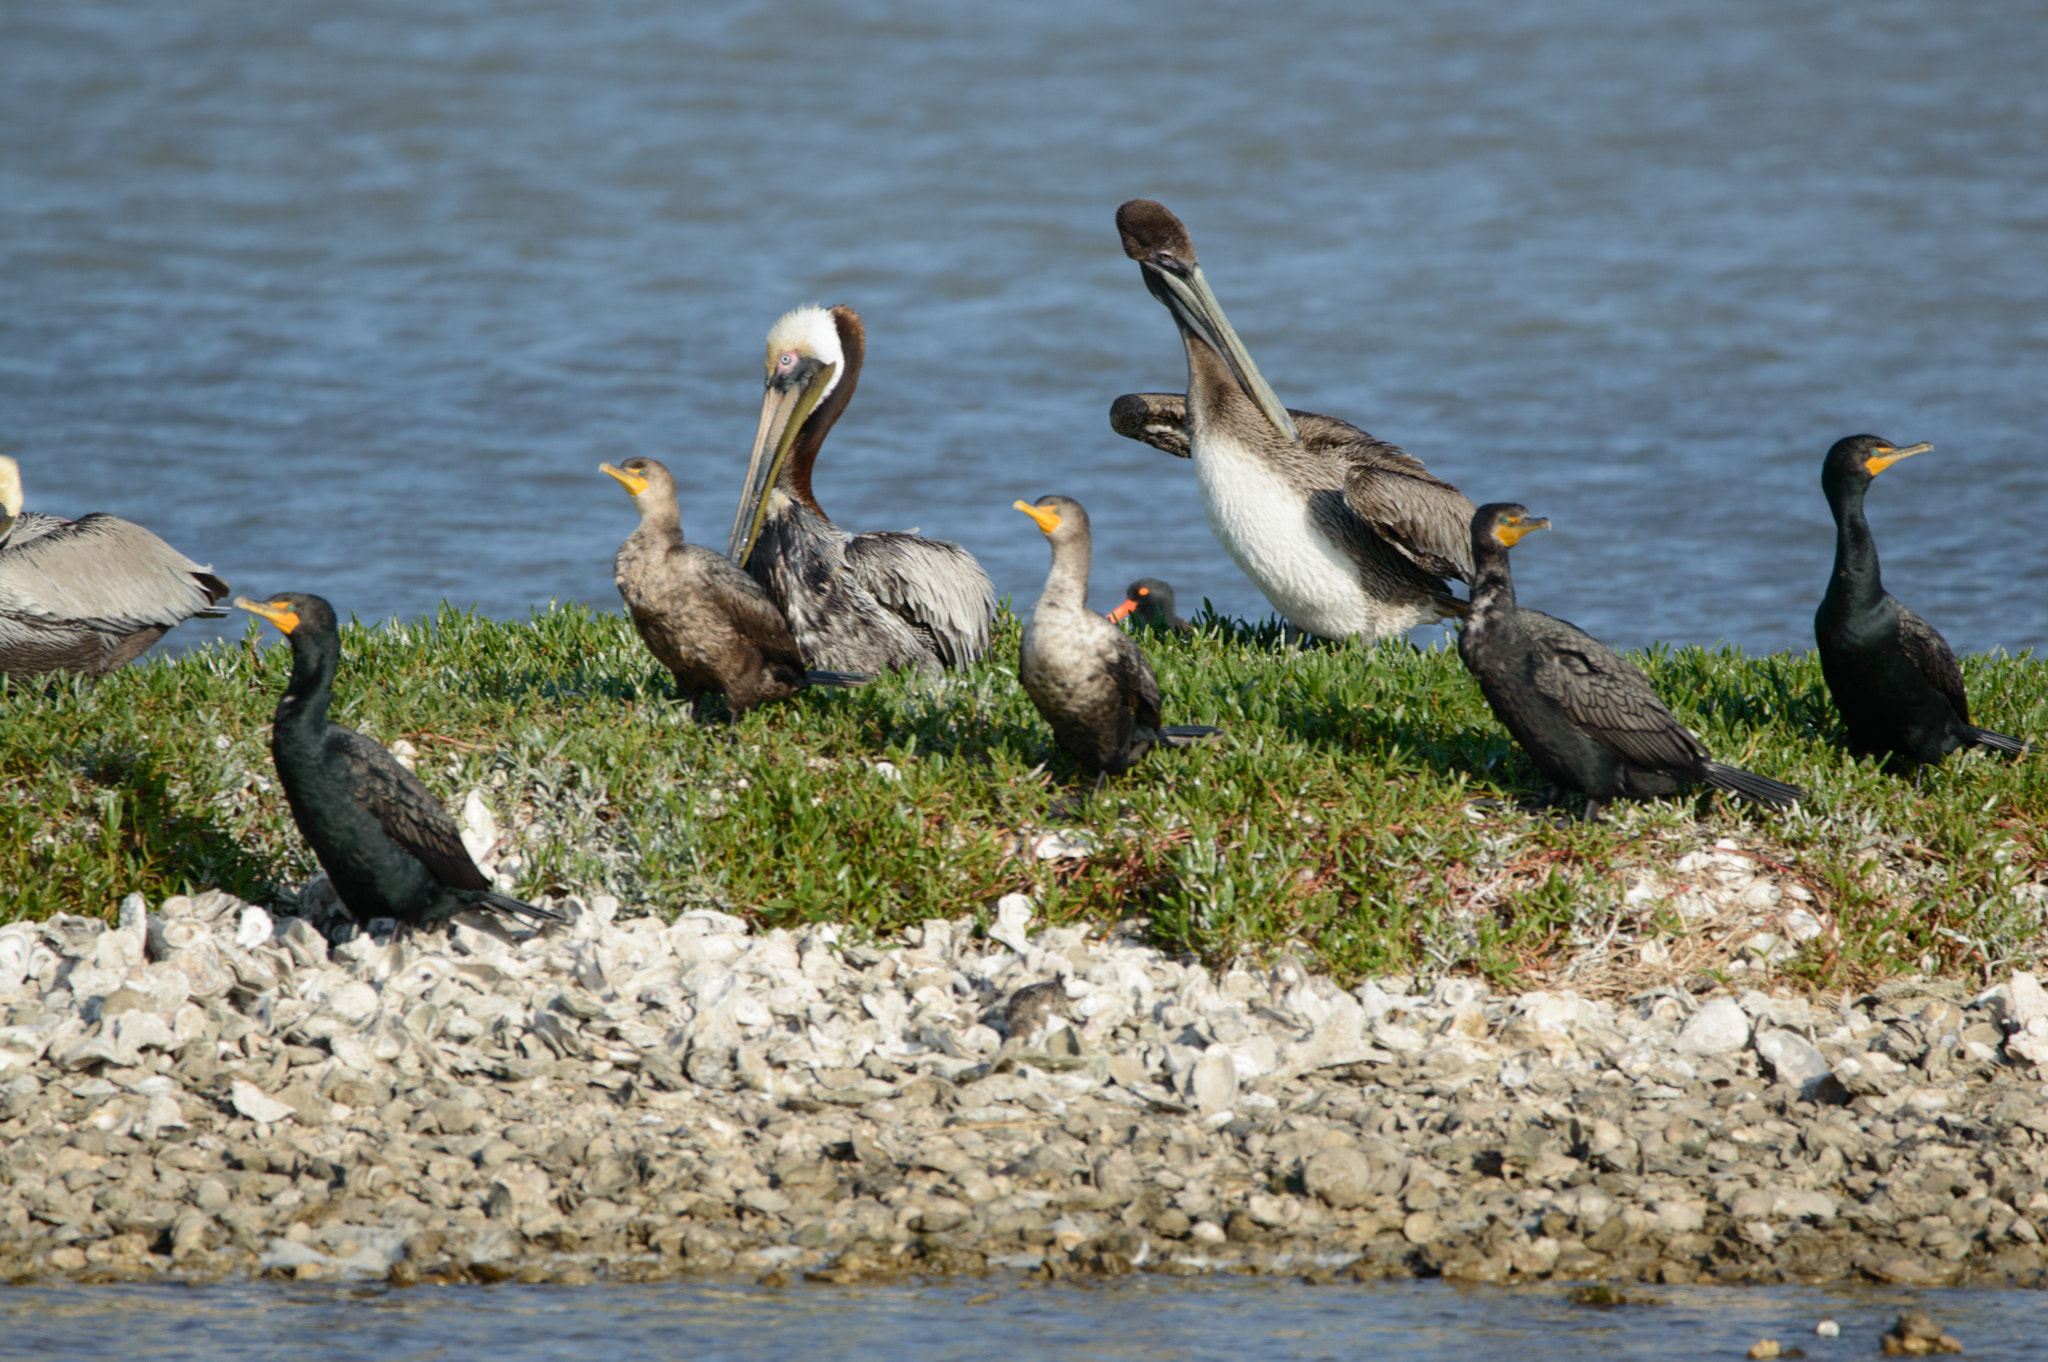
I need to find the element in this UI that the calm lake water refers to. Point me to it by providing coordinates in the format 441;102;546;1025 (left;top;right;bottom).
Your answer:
3;0;2043;661
6;1277;2048;1362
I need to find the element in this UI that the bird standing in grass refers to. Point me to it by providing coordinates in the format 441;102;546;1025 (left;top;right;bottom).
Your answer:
1457;504;1806;821
1107;578;1191;632
0;456;229;680
239;592;561;933
1015;495;1218;784
603;457;863;720
1815;435;2027;768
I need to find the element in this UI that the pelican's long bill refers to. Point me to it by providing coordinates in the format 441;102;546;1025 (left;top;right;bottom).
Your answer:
727;356;837;565
1138;260;1299;444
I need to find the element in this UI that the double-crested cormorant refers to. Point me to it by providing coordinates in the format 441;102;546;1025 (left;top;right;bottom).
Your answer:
603;458;863;719
1459;504;1807;821
1015;496;1218;780
1107;578;1191;631
1815;435;2027;767
1114;201;1473;640
727;304;995;676
239;593;562;932
0;456;228;680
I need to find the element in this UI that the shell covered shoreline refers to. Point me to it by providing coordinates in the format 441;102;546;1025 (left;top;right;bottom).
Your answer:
4;869;2048;1291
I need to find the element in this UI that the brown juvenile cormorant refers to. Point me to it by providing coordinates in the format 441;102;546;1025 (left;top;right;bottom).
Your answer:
727;304;995;676
1107;578;1191;631
1815;434;2027;767
0;456;229;680
1015;496;1218;781
1114;201;1474;639
603;458;864;720
239;593;562;932
1458;504;1807;821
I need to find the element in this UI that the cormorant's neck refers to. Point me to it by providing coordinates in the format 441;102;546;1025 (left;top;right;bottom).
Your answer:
1824;476;1883;606
276;631;340;732
632;490;685;544
1039;534;1092;612
1467;542;1517;615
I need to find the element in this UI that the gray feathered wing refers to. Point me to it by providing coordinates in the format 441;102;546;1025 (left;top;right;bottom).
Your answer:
0;512;228;629
845;532;995;669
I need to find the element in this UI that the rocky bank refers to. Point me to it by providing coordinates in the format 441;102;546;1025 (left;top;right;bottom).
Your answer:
4;853;2048;1290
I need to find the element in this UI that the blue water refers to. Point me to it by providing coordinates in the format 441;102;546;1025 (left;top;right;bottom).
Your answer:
3;0;2043;660
4;1277;2045;1362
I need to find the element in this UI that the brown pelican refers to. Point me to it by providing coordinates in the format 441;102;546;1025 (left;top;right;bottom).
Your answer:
603;457;865;719
1459;504;1806;821
1106;578;1191;631
238;592;563;933
1815;436;2026;767
727;304;995;676
0;456;229;680
1015;495;1218;780
1114;200;1474;640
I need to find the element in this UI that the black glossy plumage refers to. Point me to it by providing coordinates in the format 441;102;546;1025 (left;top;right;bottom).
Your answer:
242;593;561;932
1458;505;1806;821
1815;434;2027;768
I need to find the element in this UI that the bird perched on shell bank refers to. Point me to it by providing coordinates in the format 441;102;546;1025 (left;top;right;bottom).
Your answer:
1815;435;2027;769
239;592;561;933
1015;495;1218;784
602;457;864;720
0;456;229;680
1458;504;1806;821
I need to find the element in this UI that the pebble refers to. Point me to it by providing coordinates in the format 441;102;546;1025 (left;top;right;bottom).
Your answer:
2;876;2047;1292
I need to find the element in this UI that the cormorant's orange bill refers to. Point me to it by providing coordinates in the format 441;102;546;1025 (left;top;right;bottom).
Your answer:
235;597;301;635
1107;598;1139;622
1495;514;1551;548
600;462;650;496
1014;500;1062;534
1865;441;1931;476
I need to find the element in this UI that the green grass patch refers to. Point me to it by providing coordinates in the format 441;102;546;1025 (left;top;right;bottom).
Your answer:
2;601;2043;993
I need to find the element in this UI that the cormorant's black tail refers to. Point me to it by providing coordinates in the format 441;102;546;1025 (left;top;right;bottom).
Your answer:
1159;725;1222;745
1701;762;1806;809
804;670;872;688
1968;727;2029;756
478;892;566;926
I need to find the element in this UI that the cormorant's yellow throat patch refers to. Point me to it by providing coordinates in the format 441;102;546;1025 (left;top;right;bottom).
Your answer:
1495;515;1551;548
601;462;651;497
1014;500;1062;534
1865;441;1931;476
235;597;301;635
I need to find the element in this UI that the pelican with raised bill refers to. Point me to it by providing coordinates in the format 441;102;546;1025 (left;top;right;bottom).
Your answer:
727;304;996;677
1114;200;1474;641
0;456;229;680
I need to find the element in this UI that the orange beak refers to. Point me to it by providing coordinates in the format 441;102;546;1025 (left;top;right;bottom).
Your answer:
1107;598;1139;623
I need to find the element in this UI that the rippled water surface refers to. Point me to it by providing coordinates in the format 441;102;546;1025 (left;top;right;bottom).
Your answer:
6;1277;2048;1362
4;0;2044;659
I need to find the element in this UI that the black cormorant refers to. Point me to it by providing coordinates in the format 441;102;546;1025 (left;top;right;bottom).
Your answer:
1458;504;1806;820
239;593;562;932
1815;435;2027;768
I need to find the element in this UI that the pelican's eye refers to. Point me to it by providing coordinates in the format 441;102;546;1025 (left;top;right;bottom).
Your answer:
777;351;799;371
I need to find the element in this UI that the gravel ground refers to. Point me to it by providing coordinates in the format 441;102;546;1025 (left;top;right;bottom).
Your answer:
4;839;2048;1290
